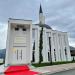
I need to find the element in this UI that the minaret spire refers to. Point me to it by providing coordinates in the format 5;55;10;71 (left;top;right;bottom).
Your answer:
39;4;43;13
39;4;45;24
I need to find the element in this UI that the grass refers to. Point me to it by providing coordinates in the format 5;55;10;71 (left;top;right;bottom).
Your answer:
0;61;75;67
32;61;75;67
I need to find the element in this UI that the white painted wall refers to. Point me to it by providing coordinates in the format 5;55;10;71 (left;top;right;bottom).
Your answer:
5;18;32;66
5;19;71;65
32;25;71;63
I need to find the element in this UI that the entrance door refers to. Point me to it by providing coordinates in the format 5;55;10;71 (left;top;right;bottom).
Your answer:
16;49;22;61
12;47;26;65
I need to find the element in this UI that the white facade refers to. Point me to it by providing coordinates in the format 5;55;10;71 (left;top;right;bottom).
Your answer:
31;5;71;63
5;5;71;66
5;18;32;66
32;27;71;63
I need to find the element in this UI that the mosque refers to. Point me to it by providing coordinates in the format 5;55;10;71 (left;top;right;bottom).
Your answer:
31;5;71;63
5;5;71;66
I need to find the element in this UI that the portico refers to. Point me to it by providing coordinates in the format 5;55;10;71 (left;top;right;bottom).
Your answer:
5;19;32;66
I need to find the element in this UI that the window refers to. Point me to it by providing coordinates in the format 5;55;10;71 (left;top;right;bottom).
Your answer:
32;29;35;62
49;37;51;51
65;47;67;61
15;25;26;31
48;52;50;61
32;29;35;50
32;51;35;62
47;33;49;50
65;48;67;55
15;27;19;31
54;49;56;61
49;37;52;62
22;28;26;31
32;41;35;62
16;50;23;60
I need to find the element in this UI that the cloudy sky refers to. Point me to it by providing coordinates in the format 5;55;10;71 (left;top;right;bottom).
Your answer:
0;0;75;49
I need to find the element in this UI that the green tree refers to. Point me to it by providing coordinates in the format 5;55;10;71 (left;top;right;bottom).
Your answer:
39;27;43;64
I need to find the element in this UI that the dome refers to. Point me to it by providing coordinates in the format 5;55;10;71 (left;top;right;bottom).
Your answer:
35;24;52;29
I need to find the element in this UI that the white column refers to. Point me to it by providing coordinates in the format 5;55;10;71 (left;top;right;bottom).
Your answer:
58;34;61;61
42;28;48;62
60;34;64;61
45;29;48;62
30;24;32;63
51;31;55;62
35;27;40;63
61;34;66;61
5;21;10;66
54;32;59;61
56;32;61;61
52;32;59;62
65;33;71;61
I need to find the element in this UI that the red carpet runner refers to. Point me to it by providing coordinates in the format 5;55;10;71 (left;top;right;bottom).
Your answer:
4;65;40;75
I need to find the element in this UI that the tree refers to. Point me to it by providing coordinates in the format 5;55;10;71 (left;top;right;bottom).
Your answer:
39;27;43;64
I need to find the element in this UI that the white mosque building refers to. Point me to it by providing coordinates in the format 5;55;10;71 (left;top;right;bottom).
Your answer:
31;5;71;63
5;5;71;66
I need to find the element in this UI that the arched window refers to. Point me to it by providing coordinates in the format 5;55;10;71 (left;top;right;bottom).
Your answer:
65;47;67;61
32;29;35;62
48;52;50;61
54;49;56;61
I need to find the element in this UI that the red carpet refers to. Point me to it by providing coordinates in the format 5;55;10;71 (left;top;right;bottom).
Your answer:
4;65;39;75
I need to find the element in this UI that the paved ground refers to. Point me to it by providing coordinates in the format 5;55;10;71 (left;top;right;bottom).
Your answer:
49;69;75;75
1;63;75;75
32;63;75;74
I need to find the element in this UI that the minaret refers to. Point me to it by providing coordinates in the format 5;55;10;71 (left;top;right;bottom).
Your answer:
39;4;45;24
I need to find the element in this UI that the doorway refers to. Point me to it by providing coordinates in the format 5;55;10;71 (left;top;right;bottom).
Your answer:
12;47;26;65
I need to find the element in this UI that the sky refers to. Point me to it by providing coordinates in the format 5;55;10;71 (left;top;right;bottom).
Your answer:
0;0;75;49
